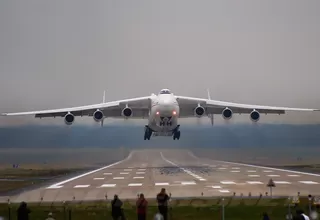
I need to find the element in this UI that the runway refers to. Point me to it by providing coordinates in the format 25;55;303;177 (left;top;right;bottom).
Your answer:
4;149;320;202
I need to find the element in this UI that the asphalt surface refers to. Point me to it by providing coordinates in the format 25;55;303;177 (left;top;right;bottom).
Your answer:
2;149;320;203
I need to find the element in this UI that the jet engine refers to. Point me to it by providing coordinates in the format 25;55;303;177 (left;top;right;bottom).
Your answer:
250;109;260;122
194;106;205;117
222;107;233;120
93;109;104;122
122;107;133;117
64;113;75;125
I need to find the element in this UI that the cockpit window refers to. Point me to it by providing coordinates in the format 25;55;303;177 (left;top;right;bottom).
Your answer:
159;89;171;94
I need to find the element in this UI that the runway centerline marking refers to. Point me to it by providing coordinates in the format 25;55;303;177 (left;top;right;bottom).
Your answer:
160;152;206;181
47;152;133;188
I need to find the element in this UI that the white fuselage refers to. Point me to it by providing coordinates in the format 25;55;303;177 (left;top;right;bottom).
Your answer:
148;93;179;132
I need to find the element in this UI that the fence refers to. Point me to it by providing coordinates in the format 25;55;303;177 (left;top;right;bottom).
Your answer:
0;196;319;220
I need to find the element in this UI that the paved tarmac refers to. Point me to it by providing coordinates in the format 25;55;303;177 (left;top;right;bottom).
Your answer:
3;149;320;203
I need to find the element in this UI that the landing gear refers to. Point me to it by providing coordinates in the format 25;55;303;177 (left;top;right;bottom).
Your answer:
173;130;181;140
172;125;181;140
144;126;152;140
160;122;172;126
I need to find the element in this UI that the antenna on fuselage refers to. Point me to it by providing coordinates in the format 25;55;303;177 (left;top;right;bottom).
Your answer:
207;88;214;126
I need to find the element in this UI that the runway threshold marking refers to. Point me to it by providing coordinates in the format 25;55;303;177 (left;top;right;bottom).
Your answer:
128;183;142;186
155;183;169;186
299;181;319;184
160;152;207;181
188;152;320;177
100;184;116;188
47;152;133;189
133;176;144;179
74;185;90;188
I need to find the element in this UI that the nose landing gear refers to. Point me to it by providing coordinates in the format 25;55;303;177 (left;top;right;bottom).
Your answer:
172;125;181;140
144;126;152;140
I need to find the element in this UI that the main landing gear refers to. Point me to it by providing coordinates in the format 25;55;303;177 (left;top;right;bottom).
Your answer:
172;125;181;140
144;126;152;140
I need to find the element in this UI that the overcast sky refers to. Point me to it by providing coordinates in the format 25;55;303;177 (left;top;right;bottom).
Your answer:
0;0;320;126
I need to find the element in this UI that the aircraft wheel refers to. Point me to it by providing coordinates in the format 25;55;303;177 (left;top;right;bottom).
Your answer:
177;131;181;140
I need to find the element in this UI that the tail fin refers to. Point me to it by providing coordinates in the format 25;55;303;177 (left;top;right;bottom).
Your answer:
207;88;211;100
102;90;106;103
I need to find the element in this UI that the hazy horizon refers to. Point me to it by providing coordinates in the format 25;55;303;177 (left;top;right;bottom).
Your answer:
1;0;320;126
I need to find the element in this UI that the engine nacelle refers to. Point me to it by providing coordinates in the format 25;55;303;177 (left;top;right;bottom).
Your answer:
64;113;75;125
122;107;133;117
93;109;104;122
222;107;233;120
250;109;260;122
194;106;205;117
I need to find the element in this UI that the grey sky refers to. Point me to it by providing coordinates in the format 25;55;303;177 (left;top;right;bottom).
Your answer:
0;0;320;126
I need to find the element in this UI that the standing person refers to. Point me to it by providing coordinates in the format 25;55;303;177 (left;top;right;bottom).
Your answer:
262;212;270;220
17;201;30;220
156;188;170;220
136;193;148;220
45;212;55;220
111;194;124;220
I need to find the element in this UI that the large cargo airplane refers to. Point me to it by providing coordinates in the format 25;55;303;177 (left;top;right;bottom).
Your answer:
2;89;319;140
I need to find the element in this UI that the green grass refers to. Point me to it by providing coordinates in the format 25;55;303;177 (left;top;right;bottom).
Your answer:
0;197;318;220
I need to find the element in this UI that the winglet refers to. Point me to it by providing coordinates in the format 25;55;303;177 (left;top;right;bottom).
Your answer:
207;88;211;100
102;90;106;103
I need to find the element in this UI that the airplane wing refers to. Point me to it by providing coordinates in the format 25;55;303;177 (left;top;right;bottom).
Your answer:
175;95;319;118
2;96;152;119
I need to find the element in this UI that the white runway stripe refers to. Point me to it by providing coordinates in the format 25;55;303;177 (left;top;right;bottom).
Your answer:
94;178;105;180
221;181;236;184
219;189;230;193
209;186;222;189
100;184;116;188
155;183;169;186
120;172;129;175
124;169;132;171
231;170;240;173
138;169;146;171
288;175;300;177
181;181;196;185
218;167;227;170
47;185;63;189
248;175;260;177
274;181;291;184
199;178;207;181
136;172;145;174
247;170;257;172
128;183;142;186
133;176;144;179
299;181;319;184
113;177;124;180
103;173;112;175
247;181;263;184
74;185;90;188
267;175;280;177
